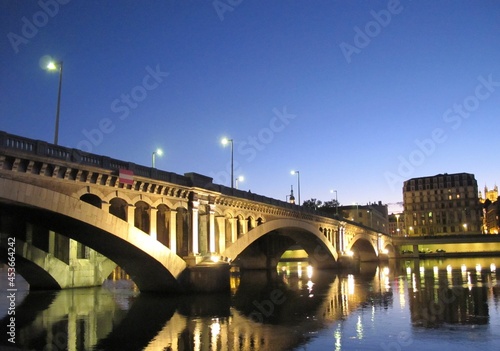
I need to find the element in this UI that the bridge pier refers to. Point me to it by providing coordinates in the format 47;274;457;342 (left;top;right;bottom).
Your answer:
178;262;230;293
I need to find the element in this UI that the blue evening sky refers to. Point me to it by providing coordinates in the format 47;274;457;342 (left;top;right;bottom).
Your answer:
1;1;499;209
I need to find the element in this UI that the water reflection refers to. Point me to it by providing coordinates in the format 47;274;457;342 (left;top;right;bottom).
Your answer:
397;258;500;328
2;258;500;350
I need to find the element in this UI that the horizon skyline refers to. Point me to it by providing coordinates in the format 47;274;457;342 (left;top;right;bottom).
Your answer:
1;1;499;207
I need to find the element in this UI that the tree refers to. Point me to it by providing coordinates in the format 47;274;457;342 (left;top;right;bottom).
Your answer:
302;198;322;210
321;199;340;209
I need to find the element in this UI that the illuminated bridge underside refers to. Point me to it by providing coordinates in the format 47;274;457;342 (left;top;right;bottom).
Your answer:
0;178;187;292
0;236;116;290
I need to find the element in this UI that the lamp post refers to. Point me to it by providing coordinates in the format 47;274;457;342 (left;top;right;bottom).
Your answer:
235;175;244;189
395;214;400;236
152;148;163;168
47;60;63;145
221;137;234;188
291;170;300;205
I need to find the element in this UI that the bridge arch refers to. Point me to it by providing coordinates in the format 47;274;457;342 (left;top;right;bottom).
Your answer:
222;218;338;270
102;190;133;205
74;187;106;202
346;234;379;261
0;178;187;292
80;193;102;208
131;195;154;207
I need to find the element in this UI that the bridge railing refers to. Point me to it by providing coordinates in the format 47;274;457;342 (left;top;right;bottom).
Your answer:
0;130;368;224
0;131;310;210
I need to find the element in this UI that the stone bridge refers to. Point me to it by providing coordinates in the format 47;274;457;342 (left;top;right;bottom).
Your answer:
0;131;394;292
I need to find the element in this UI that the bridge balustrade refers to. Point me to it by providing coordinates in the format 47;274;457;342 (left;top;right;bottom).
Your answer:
0;130;394;291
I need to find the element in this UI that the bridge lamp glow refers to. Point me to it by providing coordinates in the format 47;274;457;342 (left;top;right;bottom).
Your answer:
290;170;300;205
346;250;354;257
210;255;220;263
45;59;64;145
235;175;244;189
152;148;163;168
221;137;234;188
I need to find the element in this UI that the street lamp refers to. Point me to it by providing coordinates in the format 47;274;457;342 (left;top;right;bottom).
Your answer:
46;60;63;145
221;137;234;188
291;170;300;205
152;148;163;168
235;175;244;189
395;214;400;236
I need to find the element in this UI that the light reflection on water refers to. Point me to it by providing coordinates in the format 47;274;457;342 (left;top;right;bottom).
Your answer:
1;257;500;350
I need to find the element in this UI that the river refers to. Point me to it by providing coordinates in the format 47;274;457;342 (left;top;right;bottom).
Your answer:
1;257;500;350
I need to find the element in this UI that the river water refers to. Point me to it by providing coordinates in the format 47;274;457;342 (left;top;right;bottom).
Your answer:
2;257;500;350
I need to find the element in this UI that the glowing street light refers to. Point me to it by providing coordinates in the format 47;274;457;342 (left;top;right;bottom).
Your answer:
46;60;63;145
235;175;244;189
395;214;400;236
152;148;163;168
221;137;234;188
291;170;300;205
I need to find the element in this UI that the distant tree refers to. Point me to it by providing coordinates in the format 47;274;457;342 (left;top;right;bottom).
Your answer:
321;199;340;209
302;198;322;210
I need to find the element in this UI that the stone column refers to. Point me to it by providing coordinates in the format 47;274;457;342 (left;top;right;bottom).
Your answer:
26;222;33;245
228;218;238;244
101;201;110;212
150;207;158;240
209;204;216;253
191;200;200;254
48;230;55;255
127;204;135;226
169;209;177;254
216;216;226;253
240;218;248;236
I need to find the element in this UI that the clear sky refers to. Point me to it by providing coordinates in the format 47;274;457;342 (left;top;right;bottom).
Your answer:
1;1;499;208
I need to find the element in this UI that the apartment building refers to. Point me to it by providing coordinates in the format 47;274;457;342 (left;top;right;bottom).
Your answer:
403;173;481;236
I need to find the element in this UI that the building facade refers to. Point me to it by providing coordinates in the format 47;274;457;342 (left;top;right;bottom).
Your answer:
388;212;405;236
338;202;389;234
480;185;499;233
403;173;481;236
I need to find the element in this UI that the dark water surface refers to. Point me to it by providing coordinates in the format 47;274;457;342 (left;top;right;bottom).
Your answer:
2;257;500;350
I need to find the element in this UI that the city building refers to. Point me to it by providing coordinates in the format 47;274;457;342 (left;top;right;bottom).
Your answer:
403;173;481;236
338;202;389;234
479;185;498;203
388;212;405;236
479;185;499;234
